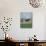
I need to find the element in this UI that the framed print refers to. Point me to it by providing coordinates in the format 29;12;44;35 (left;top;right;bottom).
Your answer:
20;12;32;28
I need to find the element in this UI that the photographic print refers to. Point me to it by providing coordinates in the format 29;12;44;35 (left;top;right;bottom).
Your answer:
20;12;32;28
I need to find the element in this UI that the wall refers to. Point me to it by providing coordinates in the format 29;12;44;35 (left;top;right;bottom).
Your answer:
0;0;46;40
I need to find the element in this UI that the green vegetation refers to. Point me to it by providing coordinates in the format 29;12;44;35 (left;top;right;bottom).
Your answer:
20;23;32;28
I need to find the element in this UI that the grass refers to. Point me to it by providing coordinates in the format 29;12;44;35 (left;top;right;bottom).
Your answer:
20;23;32;28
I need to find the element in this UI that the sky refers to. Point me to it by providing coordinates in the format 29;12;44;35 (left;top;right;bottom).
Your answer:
21;12;32;19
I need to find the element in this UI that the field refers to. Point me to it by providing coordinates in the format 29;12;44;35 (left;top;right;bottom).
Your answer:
20;23;32;28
